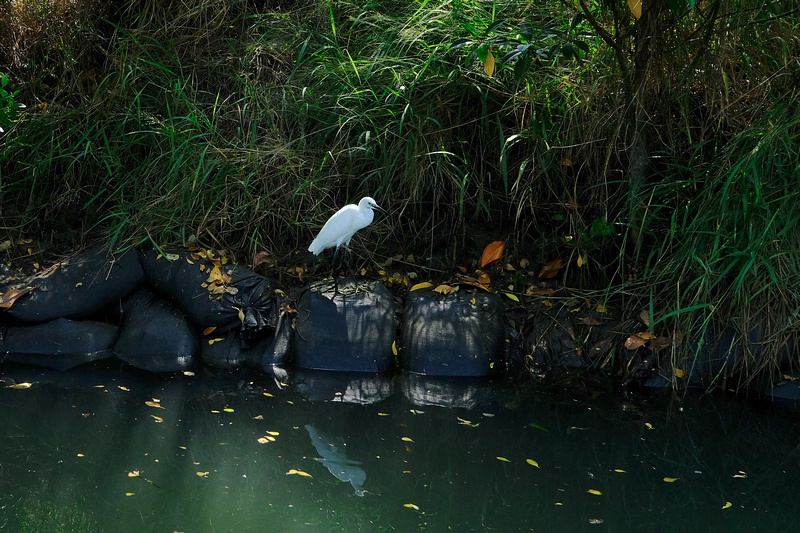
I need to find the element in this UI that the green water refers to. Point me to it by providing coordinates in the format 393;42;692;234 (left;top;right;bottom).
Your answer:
0;363;798;532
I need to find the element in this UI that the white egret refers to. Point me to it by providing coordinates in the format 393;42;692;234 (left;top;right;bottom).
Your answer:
308;196;385;292
308;196;385;257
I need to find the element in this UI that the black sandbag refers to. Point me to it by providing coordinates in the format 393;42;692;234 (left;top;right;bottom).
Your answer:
113;289;198;372
294;278;395;372
201;311;292;371
3;246;144;324
401;288;505;376
139;249;278;341
0;318;117;370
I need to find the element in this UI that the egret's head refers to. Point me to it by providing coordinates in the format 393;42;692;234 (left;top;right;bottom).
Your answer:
361;196;386;213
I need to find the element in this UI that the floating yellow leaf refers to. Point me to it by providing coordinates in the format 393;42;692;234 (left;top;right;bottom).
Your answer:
257;437;270;444
733;472;747;478
223;408;234;413
663;477;679;482
128;471;140;477
496;456;510;462
197;471;209;477
6;382;32;389
151;415;163;423
401;437;414;442
587;489;602;495
403;503;420;510
286;469;312;478
484;49;495;77
266;430;279;436
526;459;539;468
263;392;273;397
722;501;732;509
410;409;424;415
125;492;135;496
614;469;626;473
378;412;389;416
76;453;85;457
410;281;434;291
145;400;164;409
645;422;654;429
392;340;398;355
118;386;129;391
481;241;505;268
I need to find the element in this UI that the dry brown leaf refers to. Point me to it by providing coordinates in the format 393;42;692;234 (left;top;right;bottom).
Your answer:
581;317;604;326
0;287;34;308
481;241;505;268
252;251;271;268
639;309;650;327
202;326;217;336
433;284;459;295
538;258;564;279
624;335;648;350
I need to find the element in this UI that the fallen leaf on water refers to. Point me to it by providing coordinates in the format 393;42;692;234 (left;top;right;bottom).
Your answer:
645;422;654;429
614;469;626;473
403;503;420;510
663;477;679;482
481;241;505;268
223;408;234;413
722;501;732;509
378;412;389;416
197;471;209;477
145;401;164;409
151;415;163;423
286;469;312;478
589;518;604;524
526;459;539;468
118;386;129;391
496;456;510;462
401;437;414;442
266;430;279;436
410;409;424;415
125;492;135;497
733;472;747;478
587;489;602;495
128;471;141;477
263;392;273;397
76;453;85;457
6;382;32;389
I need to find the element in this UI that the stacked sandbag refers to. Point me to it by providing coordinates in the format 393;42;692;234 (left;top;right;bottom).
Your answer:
113;289;198;372
0;318;118;370
139;249;280;343
294;278;395;372
401;287;505;376
200;309;292;371
2;246;144;323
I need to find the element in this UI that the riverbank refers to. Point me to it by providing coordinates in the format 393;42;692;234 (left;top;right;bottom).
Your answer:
1;0;798;392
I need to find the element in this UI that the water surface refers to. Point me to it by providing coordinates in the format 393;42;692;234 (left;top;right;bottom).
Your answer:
1;363;798;532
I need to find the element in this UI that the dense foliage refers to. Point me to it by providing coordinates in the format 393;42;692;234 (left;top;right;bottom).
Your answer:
0;0;798;389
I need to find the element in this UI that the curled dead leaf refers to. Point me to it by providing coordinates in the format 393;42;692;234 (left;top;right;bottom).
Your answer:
480;241;505;268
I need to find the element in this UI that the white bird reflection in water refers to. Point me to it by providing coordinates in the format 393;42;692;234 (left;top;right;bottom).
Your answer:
305;424;366;496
